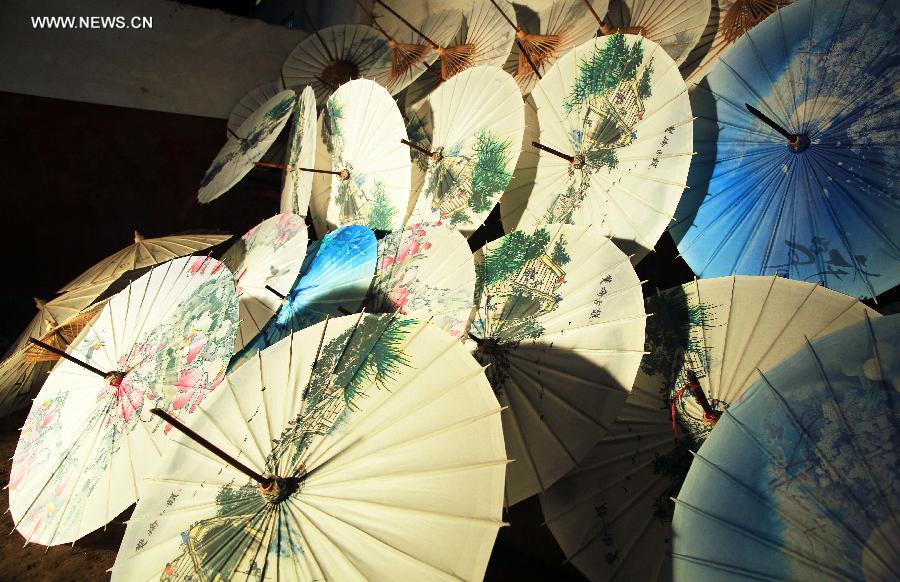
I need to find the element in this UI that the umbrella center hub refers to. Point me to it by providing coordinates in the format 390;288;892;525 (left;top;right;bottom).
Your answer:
431;147;444;162
106;371;127;387
322;59;359;88
339;169;351;181
258;474;302;504
789;133;811;153
571;154;585;169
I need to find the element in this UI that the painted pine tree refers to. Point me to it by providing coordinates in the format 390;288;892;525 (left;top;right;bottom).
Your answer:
469;130;514;214
564;34;651;112
366;182;396;231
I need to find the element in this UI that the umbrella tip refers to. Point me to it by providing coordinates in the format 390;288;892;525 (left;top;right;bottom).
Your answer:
134;230;144;243
33;297;46;309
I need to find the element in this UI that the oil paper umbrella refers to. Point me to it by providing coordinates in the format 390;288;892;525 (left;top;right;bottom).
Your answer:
281;24;396;106
8;256;239;546
499;0;608;94
59;231;231;293
197;90;297;204
588;0;711;66
680;0;792;85
671;0;900;299
309;79;411;235
541;275;877;581
110;314;507;581
501;34;693;261
469;224;646;505
672;313;899;581
405;66;524;235
227;80;290;165
280;85;318;216
361;1;464;93
221;213;308;352
229;225;377;371
364;222;475;339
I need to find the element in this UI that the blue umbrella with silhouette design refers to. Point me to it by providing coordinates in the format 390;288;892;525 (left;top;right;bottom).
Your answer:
229;225;377;371
672;313;900;581
670;0;900;299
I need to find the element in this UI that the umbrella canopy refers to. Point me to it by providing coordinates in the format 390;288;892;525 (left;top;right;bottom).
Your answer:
230;225;377;371
501;34;693;261
227;80;290;165
280;86;318;217
541;275;878;581
406;66;525;235
470;224;646;505
670;0;900;299
596;0;711;66
365;222;475;338
503;0;608;95
681;0;792;85
672;313;899;581
221;213;309;352
59;231;231;293
111;314;507;581
197;90;297;204
281;25;400;106
9;256;239;546
309;79;411;235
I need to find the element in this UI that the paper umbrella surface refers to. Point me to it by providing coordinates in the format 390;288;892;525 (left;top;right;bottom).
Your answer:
540;275;878;581
197;90;297;204
227;80;291;165
406;66;524;235
364;222;475;338
672;313;899;581
670;0;900;299
230;225;378;371
221;213;309;352
111;314;507;581
9;256;239;545
469;224;646;505
502;34;693;261
310;79;411;235
280;85;318;217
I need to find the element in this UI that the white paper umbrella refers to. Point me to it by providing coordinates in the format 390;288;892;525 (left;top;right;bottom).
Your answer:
281;25;396;106
197;90;297;204
310;79;411;235
59;231;231;293
501;34;693;261
8;256;239;546
470;224;646;505
541;275;878;582
221;214;309;352
681;0;792;85
110;314;507;581
280;86;318;216
596;0;712;66
503;0;608;94
365;222;475;338
227;80;290;165
406;66;525;235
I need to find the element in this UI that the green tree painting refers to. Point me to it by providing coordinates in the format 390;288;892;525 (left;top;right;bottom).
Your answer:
469;130;513;214
551;236;572;266
367;182;396;231
479;228;551;291
564;34;652;112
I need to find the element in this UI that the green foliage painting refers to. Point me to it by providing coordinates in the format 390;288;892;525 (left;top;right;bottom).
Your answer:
367;182;396;231
551;237;572;266
470;130;513;214
564;34;650;112
481;228;551;288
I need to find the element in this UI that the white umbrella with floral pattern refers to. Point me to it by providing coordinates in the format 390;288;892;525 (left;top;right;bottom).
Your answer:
9;256;239;546
365;222;475;339
111;314;507;581
221;213;309;352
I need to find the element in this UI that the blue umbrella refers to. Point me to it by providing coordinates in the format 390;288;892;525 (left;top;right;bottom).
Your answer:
229;224;377;370
670;0;900;299
672;313;900;581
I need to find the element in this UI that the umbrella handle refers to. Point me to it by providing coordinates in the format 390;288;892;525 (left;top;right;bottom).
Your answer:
27;337;113;380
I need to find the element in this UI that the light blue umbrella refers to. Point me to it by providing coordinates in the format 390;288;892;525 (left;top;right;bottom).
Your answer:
229;224;377;370
672;313;900;581
670;0;900;299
